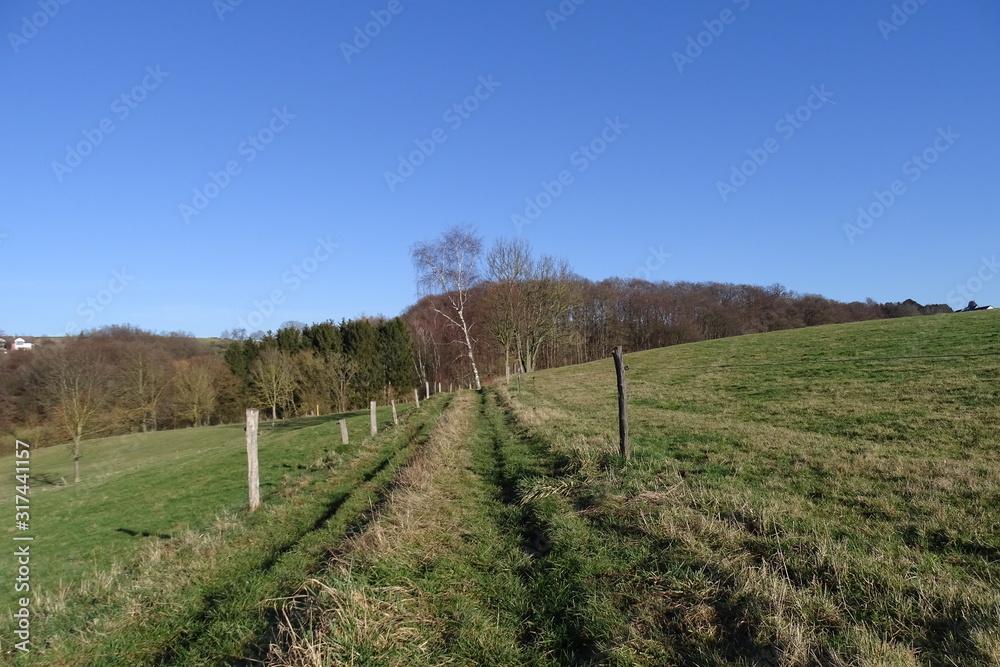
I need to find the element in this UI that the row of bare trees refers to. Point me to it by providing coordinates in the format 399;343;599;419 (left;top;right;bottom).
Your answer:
406;226;912;390
409;227;579;388
0;317;417;480
0;327;241;480
0;227;946;481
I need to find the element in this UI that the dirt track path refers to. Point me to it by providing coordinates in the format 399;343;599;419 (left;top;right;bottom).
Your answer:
264;388;613;666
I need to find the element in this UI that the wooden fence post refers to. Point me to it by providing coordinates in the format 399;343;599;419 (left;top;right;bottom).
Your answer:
414;387;420;408
246;408;260;511
612;346;630;460
391;400;398;426
339;419;349;445
425;381;430;399
370;401;378;436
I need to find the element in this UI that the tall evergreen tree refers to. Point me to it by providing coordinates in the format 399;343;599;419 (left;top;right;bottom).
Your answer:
275;325;304;354
340;318;381;405
303;321;342;361
378;317;416;397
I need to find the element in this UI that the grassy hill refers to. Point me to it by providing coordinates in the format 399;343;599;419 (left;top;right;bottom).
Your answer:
0;400;433;664
500;311;999;664
2;312;997;665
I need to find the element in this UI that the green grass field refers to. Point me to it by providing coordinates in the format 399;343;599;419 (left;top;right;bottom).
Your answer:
500;311;1000;664
0;400;429;664
2;312;998;665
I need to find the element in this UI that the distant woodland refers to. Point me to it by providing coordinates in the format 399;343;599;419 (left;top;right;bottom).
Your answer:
0;229;954;460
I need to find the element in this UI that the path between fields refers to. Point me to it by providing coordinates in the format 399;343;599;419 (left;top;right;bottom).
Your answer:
265;388;609;666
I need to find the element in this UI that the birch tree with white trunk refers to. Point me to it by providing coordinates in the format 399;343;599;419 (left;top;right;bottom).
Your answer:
411;225;483;390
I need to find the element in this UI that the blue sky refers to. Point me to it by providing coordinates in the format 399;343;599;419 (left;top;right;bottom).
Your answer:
2;0;998;337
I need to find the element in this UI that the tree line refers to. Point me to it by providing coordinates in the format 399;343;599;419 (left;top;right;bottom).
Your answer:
0;317;415;477
221;317;415;420
404;226;953;391
0;225;953;475
0;327;240;478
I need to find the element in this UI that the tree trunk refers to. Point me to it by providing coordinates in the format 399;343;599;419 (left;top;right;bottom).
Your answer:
457;308;482;389
73;437;82;483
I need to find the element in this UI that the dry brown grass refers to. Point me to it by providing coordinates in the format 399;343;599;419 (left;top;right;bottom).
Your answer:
344;393;476;563
267;392;481;665
267;578;442;667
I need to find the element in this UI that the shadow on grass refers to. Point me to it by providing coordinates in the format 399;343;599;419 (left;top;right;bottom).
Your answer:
116;527;172;540
262;410;366;433
29;472;68;486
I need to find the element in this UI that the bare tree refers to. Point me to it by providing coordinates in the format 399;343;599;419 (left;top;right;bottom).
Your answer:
484;238;579;373
519;255;578;372
411;225;483;389
250;347;297;422
172;358;218;427
485;237;532;381
330;352;359;413
118;346;171;432
38;346;109;483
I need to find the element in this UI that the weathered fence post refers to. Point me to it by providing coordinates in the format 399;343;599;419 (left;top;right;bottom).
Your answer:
339;418;349;445
414;387;420;408
391;400;398;426
425;380;431;399
437;382;442;394
370;401;378;436
612;346;631;460
246;408;260;511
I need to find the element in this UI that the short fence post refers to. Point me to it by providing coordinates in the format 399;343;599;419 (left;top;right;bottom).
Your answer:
391;399;398;426
246;408;260;511
370;401;378;436
414;387;420;408
339;419;349;445
612;346;631;460
425;380;430;399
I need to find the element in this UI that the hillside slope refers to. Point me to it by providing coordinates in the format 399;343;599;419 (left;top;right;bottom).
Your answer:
503;311;999;664
3;312;997;665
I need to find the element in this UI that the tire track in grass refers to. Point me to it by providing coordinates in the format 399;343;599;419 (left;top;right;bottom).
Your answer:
267;390;588;666
471;389;609;665
264;391;507;666
265;390;620;666
167;408;447;666
45;401;447;667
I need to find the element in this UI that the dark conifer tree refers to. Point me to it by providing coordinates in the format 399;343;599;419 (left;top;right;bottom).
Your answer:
341;318;381;404
378;317;416;397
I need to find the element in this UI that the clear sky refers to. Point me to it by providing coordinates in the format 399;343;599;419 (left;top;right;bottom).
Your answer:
2;0;998;338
